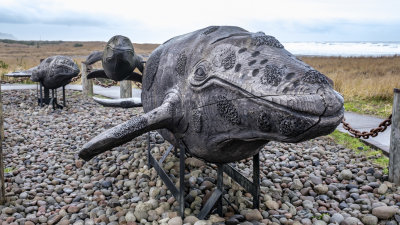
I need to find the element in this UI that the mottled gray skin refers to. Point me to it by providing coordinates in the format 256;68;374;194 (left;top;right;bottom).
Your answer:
30;56;80;89
83;35;143;82
79;26;344;163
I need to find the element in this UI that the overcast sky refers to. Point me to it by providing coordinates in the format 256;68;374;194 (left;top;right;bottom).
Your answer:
1;0;399;43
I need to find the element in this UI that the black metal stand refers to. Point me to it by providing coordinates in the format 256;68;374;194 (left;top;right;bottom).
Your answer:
37;83;66;110
146;132;260;219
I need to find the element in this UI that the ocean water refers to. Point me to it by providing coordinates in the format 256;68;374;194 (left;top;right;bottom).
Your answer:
283;42;400;57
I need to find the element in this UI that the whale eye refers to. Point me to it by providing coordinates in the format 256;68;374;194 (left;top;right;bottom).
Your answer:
194;66;207;81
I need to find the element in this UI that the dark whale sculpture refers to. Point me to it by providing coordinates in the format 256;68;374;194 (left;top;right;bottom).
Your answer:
83;35;144;82
5;56;80;89
79;26;344;163
30;56;80;89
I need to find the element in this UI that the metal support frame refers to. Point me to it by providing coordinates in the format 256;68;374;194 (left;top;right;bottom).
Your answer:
146;132;260;219
36;83;66;110
147;133;185;217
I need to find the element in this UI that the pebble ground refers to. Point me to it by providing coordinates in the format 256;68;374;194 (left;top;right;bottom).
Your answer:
1;89;399;225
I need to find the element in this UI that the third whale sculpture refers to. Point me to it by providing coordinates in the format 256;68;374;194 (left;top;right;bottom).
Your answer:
83;35;144;82
83;35;144;107
79;26;344;163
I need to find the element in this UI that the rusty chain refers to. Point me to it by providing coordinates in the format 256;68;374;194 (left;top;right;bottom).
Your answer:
341;114;392;139
133;81;142;89
70;73;82;83
93;78;117;88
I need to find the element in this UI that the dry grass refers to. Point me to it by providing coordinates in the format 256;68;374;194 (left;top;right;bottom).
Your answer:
0;41;158;83
301;56;400;102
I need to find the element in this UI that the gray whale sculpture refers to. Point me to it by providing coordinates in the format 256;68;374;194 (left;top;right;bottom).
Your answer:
5;56;80;89
83;35;144;82
79;26;344;163
30;56;80;89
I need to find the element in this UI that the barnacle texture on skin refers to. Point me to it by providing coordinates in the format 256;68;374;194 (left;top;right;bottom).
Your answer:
302;70;329;85
279;116;310;136
216;96;240;125
261;65;284;86
203;26;219;35
221;51;236;70
192;110;202;133
252;32;284;48
144;48;163;90
175;53;187;76
113;117;148;138
258;112;271;132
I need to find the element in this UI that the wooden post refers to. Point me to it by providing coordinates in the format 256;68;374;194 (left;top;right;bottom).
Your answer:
389;88;400;184
81;63;93;98
120;80;132;98
0;84;5;204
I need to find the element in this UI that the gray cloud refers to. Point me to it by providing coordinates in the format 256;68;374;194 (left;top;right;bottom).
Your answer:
0;7;112;27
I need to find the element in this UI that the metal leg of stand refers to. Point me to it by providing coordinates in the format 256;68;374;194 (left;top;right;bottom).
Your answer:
216;163;223;216
39;83;43;107
159;145;174;164
252;153;260;209
147;132;151;168
51;89;55;110
63;86;66;107
179;146;185;217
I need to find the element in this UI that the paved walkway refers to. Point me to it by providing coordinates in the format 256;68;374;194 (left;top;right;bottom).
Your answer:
1;84;391;153
1;84;141;99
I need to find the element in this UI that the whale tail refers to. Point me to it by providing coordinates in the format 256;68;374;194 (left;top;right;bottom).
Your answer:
93;96;142;108
82;51;103;65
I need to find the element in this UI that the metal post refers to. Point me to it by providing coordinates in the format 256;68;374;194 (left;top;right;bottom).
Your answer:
217;163;223;216
147;132;151;168
39;83;43;107
120;80;132;98
0;84;5;204
179;146;185;217
82;63;93;98
252;153;260;208
62;86;66;107
51;89;55;110
389;88;400;184
44;87;50;104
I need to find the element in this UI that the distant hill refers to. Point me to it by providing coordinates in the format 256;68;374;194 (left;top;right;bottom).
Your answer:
0;32;16;40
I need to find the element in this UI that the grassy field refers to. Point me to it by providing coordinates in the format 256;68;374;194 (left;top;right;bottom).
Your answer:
301;56;400;118
1;40;398;117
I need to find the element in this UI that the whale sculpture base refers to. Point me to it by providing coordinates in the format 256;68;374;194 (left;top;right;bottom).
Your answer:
146;132;260;219
37;83;66;110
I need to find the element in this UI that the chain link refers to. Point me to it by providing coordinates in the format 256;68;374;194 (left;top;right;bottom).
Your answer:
93;78;117;88
70;73;82;83
133;81;142;89
341;114;392;139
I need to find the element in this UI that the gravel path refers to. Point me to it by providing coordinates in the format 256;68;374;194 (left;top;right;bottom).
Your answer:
1;89;399;225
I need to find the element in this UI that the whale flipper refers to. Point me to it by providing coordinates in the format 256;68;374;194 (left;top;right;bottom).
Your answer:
124;71;142;83
83;51;103;65
79;92;179;161
93;96;142;108
87;69;108;79
134;55;144;73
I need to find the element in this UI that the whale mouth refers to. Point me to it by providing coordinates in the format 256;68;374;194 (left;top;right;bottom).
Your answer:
194;76;343;118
